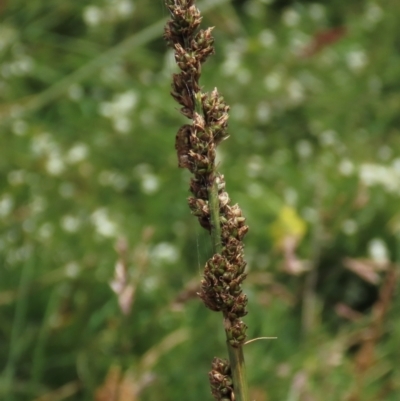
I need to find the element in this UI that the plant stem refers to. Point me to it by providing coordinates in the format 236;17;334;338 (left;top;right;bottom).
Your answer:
227;344;249;401
208;179;249;401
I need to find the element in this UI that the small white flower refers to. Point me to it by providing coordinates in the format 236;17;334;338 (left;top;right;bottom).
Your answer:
30;196;47;214
296;140;313;159
0;25;17;51
368;238;388;264
287;79;304;103
256;102;271;123
113;91;138;113
8;170;25;185
221;53;241;76
46;152;65;176
258;30;276;48
342;219;357;235
236;69;251;85
392;158;400;173
282;9;300;27
68;84;83;101
151;242;179;264
284;188;298;206
364;3;383;28
83;6;103;26
231;103;248;121
302;207;317;223
91;208;117;237
309;4;325;21
66;143;89;164
246;156;263;178
61;215;81;233
38;223;54;239
289;33;310;55
0;195;13;217
99;90;137;133
116;0;135;16
12;120;28;136
141;173;160;195
377;145;392;161
247;182;263;198
244;1;264;18
359;163;400;193
31;133;52;155
346;50;368;72
113;117;131;133
338;159;354;176
12;56;33;75
65;262;80;278
264;72;282;92
98;170;128;191
319;130;337;147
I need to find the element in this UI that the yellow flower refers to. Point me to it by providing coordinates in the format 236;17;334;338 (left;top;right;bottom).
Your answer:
270;205;307;249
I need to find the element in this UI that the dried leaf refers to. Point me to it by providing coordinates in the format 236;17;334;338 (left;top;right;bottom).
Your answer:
342;257;388;285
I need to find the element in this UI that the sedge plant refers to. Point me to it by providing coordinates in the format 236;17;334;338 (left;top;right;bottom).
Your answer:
164;1;251;400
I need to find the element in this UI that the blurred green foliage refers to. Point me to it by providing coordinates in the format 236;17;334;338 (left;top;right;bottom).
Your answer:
1;0;399;400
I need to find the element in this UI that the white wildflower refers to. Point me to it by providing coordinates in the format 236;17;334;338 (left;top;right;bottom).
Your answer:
256;102;272;123
364;3;383;28
319;130;337;147
113;116;131;133
151;242;179;264
342;219;357;235
296;140;313;159
8;170;25;186
141;173;160;195
231;103;248;121
65;262;80;278
115;0;135;17
83;6;103;26
12;120;28;136
284;188;298;206
66;143;89;164
258;30;276;48
346;50;368;72
282;9;300;26
287;79;304;103
309;4;325;21
247;182;263;198
264;71;282;92
392;158;400;173
68;84;83;101
61;215;81;233
377;146;392;161
38;223;54;240
338;159;354;176
368;238;388;264
221;53;241;76
91;208;117;237
246;155;263;178
359;163;400;194
46;152;65;176
0;195;13;217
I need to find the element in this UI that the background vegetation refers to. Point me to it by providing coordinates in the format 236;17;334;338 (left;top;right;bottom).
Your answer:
1;0;399;400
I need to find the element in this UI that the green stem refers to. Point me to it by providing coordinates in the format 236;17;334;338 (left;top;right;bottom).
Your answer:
227;343;249;401
208;179;249;401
